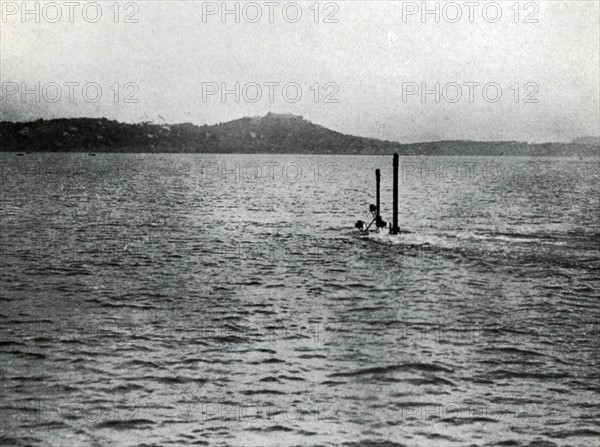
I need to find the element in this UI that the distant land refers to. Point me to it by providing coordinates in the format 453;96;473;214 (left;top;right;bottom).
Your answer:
1;113;598;157
571;136;600;146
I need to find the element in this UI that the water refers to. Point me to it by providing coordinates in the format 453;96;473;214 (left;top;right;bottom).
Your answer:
1;153;598;446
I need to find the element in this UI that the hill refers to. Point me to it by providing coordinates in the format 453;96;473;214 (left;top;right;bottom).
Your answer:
0;114;598;157
572;136;600;146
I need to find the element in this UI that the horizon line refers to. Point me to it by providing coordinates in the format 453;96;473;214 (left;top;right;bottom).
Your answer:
1;114;599;147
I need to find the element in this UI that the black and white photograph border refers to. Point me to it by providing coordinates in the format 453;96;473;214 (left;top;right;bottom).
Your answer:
1;1;599;446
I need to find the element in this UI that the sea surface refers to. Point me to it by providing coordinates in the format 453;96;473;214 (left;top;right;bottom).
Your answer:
0;153;599;447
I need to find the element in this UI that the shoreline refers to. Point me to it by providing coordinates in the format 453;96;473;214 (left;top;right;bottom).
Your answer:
2;149;599;158
2;116;598;157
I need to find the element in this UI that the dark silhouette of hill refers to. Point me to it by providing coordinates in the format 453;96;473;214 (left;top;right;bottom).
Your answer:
1;113;598;156
572;136;600;145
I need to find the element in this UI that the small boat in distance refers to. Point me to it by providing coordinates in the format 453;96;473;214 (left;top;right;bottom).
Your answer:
16;153;24;156
89;153;97;156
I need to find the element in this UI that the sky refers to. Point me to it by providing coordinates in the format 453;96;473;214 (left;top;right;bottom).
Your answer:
1;0;599;143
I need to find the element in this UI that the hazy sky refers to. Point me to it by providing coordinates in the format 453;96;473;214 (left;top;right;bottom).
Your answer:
1;0;599;142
